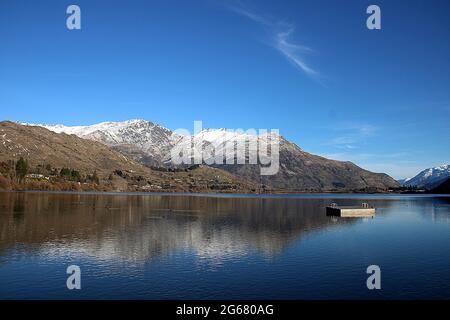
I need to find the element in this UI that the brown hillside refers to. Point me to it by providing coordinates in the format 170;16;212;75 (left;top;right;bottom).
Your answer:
0;121;256;192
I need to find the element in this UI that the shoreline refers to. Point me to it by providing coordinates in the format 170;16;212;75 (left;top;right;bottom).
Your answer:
1;189;447;199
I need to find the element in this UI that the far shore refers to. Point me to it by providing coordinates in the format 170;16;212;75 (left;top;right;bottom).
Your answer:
1;189;446;198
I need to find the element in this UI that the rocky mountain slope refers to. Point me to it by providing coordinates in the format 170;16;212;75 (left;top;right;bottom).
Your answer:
401;165;450;189
31;119;399;192
166;128;398;191
2;121;148;177
0;121;257;193
217;139;398;191
430;177;450;194
37;119;180;167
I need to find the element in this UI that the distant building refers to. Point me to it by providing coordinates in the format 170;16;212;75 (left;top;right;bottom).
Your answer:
25;174;49;180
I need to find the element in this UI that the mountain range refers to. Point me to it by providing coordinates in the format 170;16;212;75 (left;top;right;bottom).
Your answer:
399;165;450;189
37;119;180;167
0;121;256;192
29;119;399;192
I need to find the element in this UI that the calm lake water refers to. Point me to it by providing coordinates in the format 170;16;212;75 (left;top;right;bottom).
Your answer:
0;191;449;299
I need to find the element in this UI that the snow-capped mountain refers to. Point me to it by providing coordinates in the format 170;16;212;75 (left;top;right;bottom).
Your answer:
32;120;282;168
28;119;399;191
401;165;450;189
165;128;282;166
30;120;181;166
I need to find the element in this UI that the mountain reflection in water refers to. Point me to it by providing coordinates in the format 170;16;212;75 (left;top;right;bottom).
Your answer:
0;192;364;262
1;192;450;299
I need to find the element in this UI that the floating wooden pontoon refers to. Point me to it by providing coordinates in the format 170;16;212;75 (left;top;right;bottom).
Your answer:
326;202;375;218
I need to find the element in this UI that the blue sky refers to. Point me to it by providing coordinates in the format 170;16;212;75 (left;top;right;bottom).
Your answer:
1;0;449;179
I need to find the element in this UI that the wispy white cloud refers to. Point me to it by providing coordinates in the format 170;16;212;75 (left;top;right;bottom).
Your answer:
335;123;378;136
325;123;378;149
275;29;318;76
228;3;319;79
229;5;270;25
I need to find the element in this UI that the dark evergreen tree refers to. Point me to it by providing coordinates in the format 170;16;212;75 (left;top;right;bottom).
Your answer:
15;157;28;181
92;171;99;184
